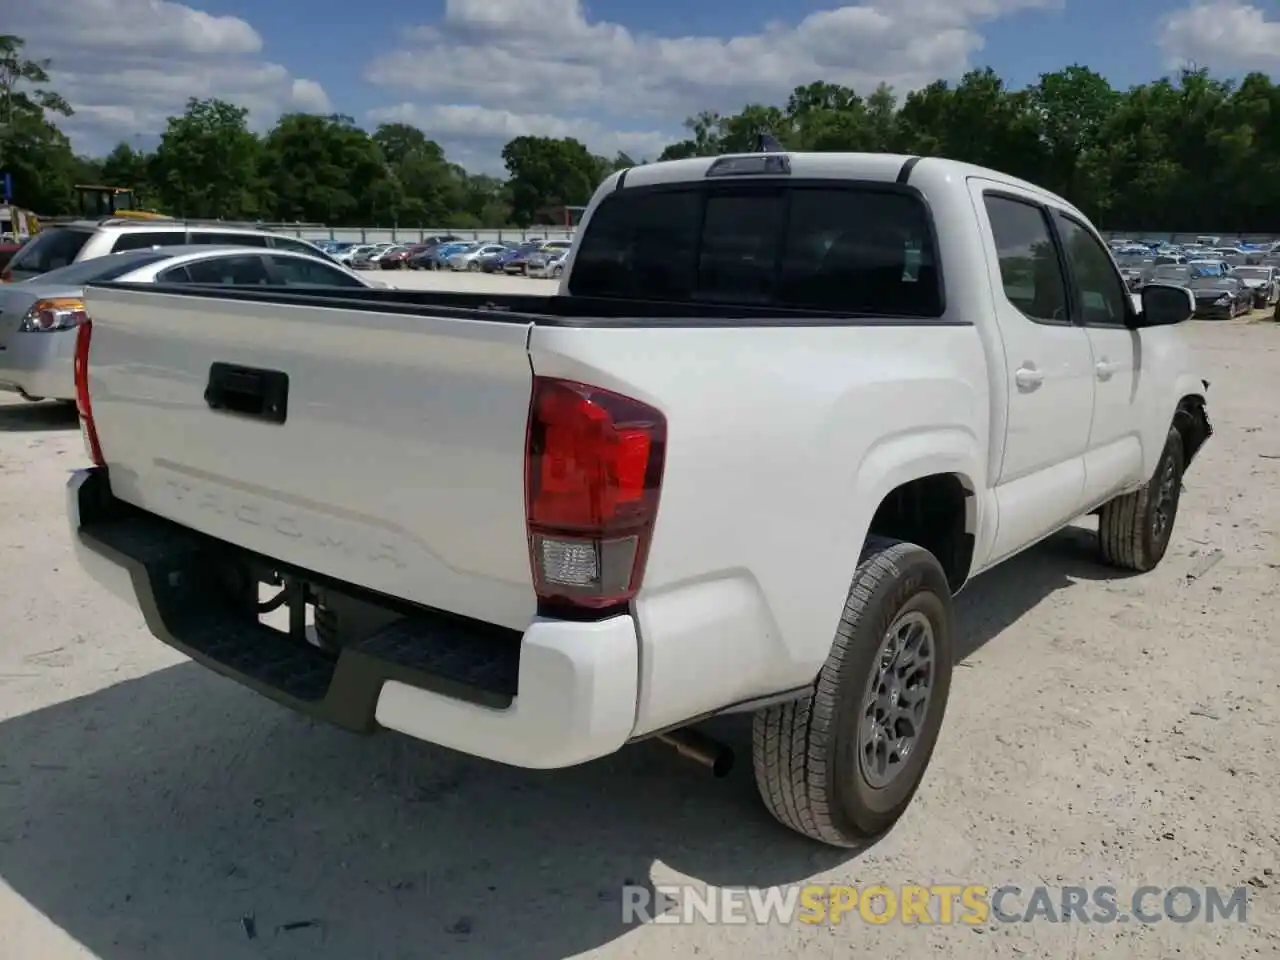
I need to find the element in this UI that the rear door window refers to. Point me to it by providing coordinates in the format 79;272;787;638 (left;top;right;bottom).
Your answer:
110;231;187;252
187;231;270;247
6;228;93;277
568;184;941;317
159;254;272;285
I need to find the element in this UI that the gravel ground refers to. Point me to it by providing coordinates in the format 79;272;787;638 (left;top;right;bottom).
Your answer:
0;303;1277;959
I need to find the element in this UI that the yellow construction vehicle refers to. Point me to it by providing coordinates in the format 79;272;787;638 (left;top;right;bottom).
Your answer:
73;184;168;220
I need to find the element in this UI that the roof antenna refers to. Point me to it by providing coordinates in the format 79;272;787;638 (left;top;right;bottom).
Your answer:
754;130;784;153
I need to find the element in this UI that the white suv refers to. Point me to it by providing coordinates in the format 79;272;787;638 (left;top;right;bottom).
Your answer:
2;219;332;283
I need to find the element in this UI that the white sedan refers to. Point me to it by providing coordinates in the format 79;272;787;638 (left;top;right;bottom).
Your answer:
0;246;379;403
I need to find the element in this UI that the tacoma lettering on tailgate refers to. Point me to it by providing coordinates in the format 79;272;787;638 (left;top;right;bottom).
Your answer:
163;478;408;569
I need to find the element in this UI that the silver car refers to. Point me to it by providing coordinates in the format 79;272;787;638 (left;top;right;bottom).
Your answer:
1227;265;1280;309
0;246;375;403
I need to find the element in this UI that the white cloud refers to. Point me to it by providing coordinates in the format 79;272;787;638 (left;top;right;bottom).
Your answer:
366;102;672;174
365;0;1059;128
1158;0;1280;70
5;0;331;151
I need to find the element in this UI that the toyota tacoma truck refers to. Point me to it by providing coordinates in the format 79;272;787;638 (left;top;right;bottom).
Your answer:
66;151;1211;848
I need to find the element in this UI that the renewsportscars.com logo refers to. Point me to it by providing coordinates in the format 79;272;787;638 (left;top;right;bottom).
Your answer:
622;884;1250;926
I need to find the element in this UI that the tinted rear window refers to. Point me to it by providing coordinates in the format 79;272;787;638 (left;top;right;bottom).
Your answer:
568;185;941;316
188;231;270;247
7;228;92;275
28;250;176;286
269;235;323;256
110;231;188;252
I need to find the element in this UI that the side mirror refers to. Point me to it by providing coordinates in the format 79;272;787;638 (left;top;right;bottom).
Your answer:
1135;282;1195;327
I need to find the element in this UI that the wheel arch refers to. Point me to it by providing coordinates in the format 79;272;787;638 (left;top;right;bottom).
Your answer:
851;428;984;595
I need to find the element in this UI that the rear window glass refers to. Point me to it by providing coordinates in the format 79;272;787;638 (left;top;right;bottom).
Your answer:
188;231;270;247
7;228;92;274
269;235;322;256
28;250;176;285
568;185;941;316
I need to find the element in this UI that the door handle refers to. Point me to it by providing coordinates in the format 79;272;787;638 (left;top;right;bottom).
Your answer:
1096;359;1116;381
1014;366;1044;391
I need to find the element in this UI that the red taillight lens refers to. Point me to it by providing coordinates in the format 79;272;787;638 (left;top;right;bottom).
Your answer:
73;319;105;467
0;267;11;283
525;377;666;611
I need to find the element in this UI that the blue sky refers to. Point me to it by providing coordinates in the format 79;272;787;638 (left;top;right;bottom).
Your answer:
9;0;1279;174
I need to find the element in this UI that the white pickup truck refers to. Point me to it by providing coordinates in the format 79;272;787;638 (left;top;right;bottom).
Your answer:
67;151;1212;848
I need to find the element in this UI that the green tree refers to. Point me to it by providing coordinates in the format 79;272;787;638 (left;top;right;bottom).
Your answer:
501;135;600;225
371;122;465;225
151;98;263;218
0;34;78;213
259;113;389;223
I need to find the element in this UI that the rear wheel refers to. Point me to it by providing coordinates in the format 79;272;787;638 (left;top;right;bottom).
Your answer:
1097;425;1184;572
752;536;955;847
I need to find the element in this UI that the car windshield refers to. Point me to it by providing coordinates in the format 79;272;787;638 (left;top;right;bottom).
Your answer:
1190;263;1223;277
26;250;177;285
1232;267;1268;279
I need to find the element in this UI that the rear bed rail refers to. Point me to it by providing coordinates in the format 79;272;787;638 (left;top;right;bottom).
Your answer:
73;469;523;731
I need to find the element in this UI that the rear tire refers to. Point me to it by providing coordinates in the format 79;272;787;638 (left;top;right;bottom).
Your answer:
752;536;955;847
1097;425;1184;572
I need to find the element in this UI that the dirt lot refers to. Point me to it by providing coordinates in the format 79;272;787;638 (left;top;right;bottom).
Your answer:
0;311;1277;959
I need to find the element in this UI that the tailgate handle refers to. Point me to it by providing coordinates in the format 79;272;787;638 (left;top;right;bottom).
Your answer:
205;362;289;424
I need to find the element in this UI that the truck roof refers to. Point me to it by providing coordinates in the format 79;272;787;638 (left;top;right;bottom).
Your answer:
606;152;1080;219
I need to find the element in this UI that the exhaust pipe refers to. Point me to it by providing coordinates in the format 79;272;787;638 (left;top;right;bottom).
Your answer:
657;728;735;778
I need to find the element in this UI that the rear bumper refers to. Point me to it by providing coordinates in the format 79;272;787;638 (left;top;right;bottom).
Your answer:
0;329;77;401
67;467;640;769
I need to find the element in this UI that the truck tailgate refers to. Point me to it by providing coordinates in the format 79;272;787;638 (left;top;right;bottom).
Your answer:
81;284;539;630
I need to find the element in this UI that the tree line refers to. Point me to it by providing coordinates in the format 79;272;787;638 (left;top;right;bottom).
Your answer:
4;32;1280;231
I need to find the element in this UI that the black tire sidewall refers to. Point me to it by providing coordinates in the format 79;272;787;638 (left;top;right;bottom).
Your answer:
829;548;955;837
1139;427;1186;564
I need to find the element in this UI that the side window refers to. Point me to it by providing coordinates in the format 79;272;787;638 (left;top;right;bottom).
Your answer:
188;231;270;247
1053;213;1131;327
983;194;1068;325
110;232;186;253
265;255;364;287
169;255;271;285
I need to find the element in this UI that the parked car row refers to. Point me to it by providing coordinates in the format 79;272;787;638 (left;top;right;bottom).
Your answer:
1110;236;1280;315
1143;263;1268;318
311;236;572;277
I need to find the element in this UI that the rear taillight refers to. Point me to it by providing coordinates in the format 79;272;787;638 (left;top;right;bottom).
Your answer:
73;319;105;467
524;377;666;611
19;297;87;332
0;267;11;283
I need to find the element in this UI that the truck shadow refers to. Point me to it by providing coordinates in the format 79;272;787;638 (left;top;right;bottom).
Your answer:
0;525;1116;959
0;400;78;432
952;520;1135;661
